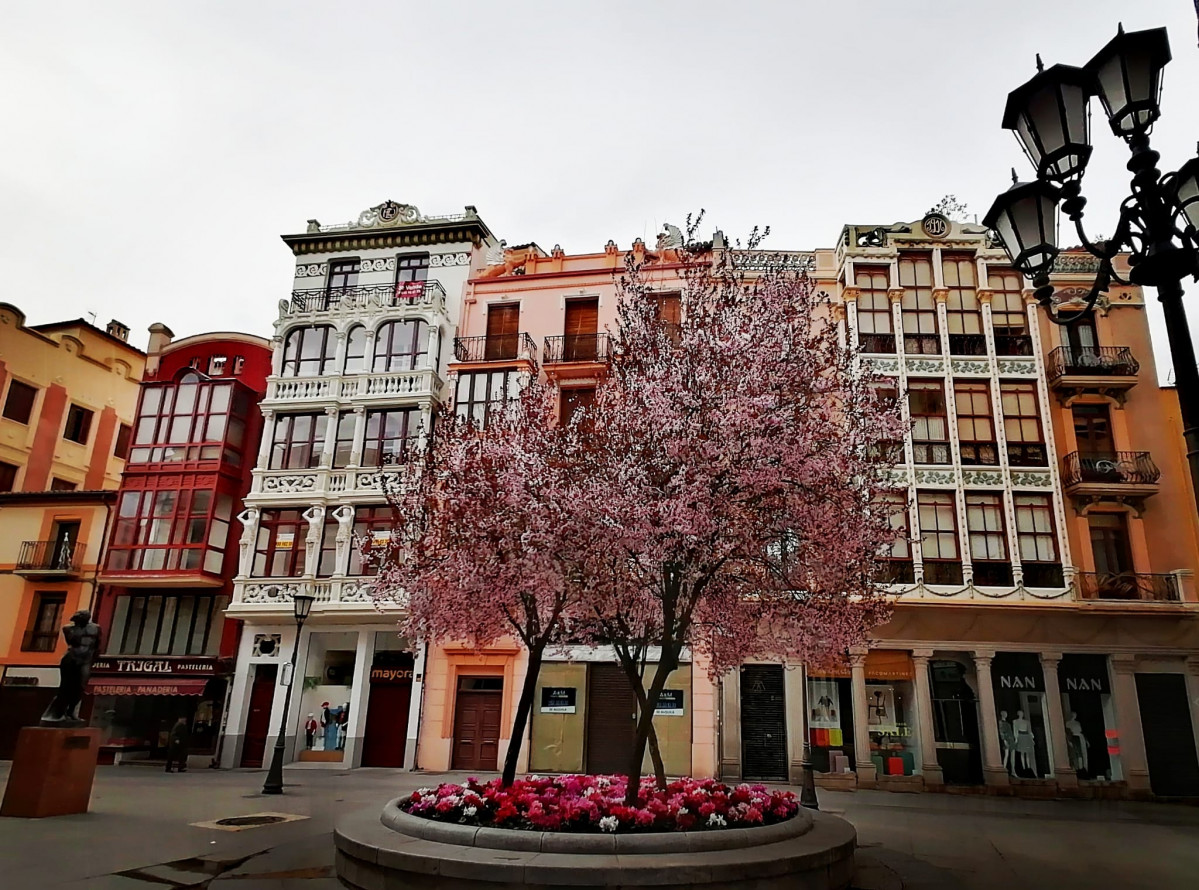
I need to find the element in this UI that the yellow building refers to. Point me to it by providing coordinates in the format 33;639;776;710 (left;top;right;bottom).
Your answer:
0;303;144;757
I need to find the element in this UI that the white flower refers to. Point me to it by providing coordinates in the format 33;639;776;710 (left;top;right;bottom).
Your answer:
582;787;597;797
463;805;478;817
677;807;689;816
599;815;619;833
707;813;727;828
417;788;432;795
596;777;611;787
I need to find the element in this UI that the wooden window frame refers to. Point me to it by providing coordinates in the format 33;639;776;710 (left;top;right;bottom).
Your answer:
955;381;998;465
361;408;421;467
3;379;37;424
63;404;93;444
899;254;940;354
252;509;308;578
281;325;337;377
373;320;429;373
269;414;328;470
909;379;950;465
1000;381;1047;467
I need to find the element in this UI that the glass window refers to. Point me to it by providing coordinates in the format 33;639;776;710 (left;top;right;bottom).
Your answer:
326;259;360;302
344;326;367;373
269;414;328;470
332;412;356;468
3;380;37;424
992;653;1052;779
918;490;962;584
1001;382;1047;467
127;377;238;465
955;382;997;465
0;460;17;492
361;409;420;466
395;253;430;299
108;594;226;656
114;423;132;459
876;491;913;584
23;592;65;652
373;320;429;373
908;379;949;464
455;370;520;429
899;253;939;354
966;492;1011;586
988;270;1027;335
281;326;336;377
252;509;308;577
944;254;982;337
105;486;232;574
350;506;394;575
1014;494;1062;587
854;266;893;354
63;404;93;444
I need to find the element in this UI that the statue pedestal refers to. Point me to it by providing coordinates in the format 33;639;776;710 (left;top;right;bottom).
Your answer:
1;727;100;818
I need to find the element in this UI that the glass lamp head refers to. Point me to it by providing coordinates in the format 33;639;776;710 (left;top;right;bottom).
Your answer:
983;176;1061;278
1002;61;1095;182
1084;25;1171;137
293;592;316;623
1171;154;1199;242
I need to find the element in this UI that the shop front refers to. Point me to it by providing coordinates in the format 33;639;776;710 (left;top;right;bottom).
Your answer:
990;652;1054;781
86;655;231;765
1058;654;1120;783
862;651;921;782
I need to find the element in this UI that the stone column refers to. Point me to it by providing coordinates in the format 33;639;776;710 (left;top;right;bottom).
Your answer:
911;650;944;786
719;672;742;782
783;664;806;785
1040;653;1079;788
971;650;1010;786
349;406;368;468
320;406;340;469
1110;654;1151;792
404;640;428;770
344;630;374;768
257;409;276;469
849;649;876;786
269;337;284;377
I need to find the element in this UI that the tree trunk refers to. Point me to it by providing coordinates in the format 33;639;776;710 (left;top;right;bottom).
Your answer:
501;642;544;788
624;658;675;804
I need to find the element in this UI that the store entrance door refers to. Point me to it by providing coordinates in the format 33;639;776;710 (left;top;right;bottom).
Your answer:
240;664;276;768
586;663;638;775
451;677;502;771
740;664;788;781
929;659;983;785
361;654;414;768
1135;673;1199;796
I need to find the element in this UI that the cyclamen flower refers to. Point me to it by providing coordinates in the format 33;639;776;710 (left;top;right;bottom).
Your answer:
463;805;478;817
707;813;727;828
599;816;619;832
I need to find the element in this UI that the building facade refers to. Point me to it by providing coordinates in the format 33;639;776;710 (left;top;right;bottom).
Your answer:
220;201;497;771
88;326;271;765
0;304;144;757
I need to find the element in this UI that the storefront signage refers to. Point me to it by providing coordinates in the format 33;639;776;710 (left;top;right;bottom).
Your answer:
2;675;38;687
1059;655;1111;695
370;667;414;684
540;687;577;714
91;657;221;677
90;683;201;696
997;674;1043;691
655;689;685;716
992;653;1046;693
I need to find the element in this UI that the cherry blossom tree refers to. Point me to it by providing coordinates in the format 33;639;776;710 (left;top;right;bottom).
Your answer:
367;380;594;788
577;220;906;801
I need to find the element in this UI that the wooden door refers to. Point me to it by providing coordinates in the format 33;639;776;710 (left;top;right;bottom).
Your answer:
1089;513;1134;576
740;665;788;781
361;670;413;768
240;664;277;768
485;304;520;360
585;663;638;776
563;298;599;361
451;678;502;771
1072;404;1114;455
1066;312;1099;358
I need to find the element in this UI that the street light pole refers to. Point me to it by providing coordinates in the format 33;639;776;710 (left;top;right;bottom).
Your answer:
798;663;819;810
262;592;315;795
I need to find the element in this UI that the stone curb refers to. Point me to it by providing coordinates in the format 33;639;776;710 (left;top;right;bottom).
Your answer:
380;797;815;854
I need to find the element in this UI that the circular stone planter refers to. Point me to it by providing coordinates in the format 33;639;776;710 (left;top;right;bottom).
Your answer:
334;797;857;889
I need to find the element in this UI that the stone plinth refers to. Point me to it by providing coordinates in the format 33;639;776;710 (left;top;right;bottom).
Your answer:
335;799;857;889
1;727;101;818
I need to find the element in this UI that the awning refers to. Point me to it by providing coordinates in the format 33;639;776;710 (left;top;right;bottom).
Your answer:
87;678;208;697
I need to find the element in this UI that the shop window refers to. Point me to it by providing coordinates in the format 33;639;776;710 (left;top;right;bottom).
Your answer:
965;492;1011;586
281;325;336;377
128;376;243;465
0;460;17;492
373;320;429;373
917;490;962;584
854;266;894;353
865;651;920;777
455;369;521;429
296;631;359;762
63;404;93;444
23;592;65;652
252;509;308;577
106;594;229;656
955;382;997;465
899;253;939;354
991;653;1052;779
928;659;983;785
1014;494;1062;587
114;423;132;460
2;380;37;424
807;674;854;774
1001;381;1047;467
944;254;984;355
1058;654;1120;781
908;379;950;464
269;413;328;470
361;408;421;466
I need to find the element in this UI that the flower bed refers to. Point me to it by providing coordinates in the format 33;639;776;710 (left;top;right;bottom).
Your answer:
401;775;800;833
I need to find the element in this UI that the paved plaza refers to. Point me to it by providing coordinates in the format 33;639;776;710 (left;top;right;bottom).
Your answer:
2;763;1198;889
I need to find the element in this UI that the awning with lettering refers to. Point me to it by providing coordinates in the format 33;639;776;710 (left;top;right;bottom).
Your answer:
87;678;208;697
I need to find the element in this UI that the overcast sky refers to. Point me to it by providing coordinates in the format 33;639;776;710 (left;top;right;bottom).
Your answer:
2;1;1197;379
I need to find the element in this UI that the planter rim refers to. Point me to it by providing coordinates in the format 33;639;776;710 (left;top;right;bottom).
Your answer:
381;797;814;854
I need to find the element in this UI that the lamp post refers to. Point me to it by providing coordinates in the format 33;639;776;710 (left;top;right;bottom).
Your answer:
984;24;1199;517
798;663;819;810
262;591;315;795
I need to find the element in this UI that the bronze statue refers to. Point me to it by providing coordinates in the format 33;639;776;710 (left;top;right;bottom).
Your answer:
40;610;101;726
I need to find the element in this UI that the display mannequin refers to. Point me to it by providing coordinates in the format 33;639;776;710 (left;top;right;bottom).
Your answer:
322;702;339;752
998;709;1016;773
337;703;350;751
304;714;318;749
1012;709;1035;774
1065;710;1089;772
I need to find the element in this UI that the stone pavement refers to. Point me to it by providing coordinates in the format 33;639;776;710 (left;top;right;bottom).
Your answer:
2;762;1198;889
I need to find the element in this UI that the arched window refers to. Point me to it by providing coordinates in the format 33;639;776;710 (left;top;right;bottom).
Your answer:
373;320;428;373
281;326;336;377
343;325;366;373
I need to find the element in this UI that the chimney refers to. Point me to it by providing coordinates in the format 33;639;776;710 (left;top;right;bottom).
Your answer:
145;323;175;377
106;319;130;342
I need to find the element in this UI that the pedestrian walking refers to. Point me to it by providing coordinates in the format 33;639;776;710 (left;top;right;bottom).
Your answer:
165;716;190;773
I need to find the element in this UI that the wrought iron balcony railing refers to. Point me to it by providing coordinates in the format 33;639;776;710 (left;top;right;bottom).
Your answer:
994;334;1035;356
858;332;897;355
1062;451;1160;487
453;333;538;364
21;630;58;652
543;333;611;364
1047;346;1140;382
948;333;987;356
1074;571;1179;602
289;281;447;313
16;540;82;574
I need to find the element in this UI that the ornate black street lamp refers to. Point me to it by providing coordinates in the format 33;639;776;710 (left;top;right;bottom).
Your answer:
798;663;819;810
984;24;1199;515
262;591;315;795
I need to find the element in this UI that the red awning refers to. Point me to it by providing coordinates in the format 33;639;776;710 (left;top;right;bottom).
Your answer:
87;678;209;697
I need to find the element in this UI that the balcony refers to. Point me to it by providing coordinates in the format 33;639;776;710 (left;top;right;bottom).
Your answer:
230;577;399;612
544;334;611;365
284;281;447;318
453;333;538;365
858;332;896;355
264;369;442;405
995;334;1034;357
250;465;409;497
1062;451;1160;512
15;540;83;578
1047;347;1140;404
948;334;987;356
1074;571;1180;603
